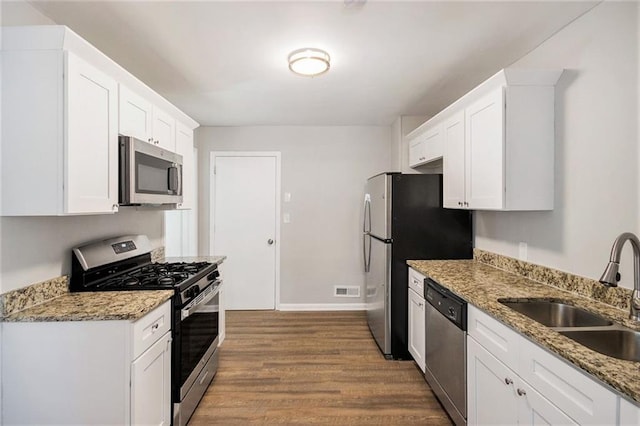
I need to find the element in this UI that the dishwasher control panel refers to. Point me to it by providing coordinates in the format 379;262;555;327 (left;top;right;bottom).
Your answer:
425;277;467;329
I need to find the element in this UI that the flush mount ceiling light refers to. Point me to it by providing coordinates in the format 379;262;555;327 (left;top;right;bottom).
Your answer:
288;48;331;77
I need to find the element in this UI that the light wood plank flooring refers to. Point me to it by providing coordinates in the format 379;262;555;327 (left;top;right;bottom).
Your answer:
188;310;452;425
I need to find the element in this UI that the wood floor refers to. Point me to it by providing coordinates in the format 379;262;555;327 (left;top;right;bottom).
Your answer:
188;310;452;425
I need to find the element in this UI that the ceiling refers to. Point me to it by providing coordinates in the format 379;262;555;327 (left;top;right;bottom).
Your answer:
26;1;598;127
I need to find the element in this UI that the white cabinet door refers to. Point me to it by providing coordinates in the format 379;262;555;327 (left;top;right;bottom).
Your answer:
443;111;465;208
407;288;425;372
175;122;195;210
518;381;578;426
619;397;640;426
469;335;576;426
119;85;154;142
408;137;424;167
467;336;519;425
422;123;443;163
65;52;119;214
152;107;176;151
131;331;172;426
465;87;505;210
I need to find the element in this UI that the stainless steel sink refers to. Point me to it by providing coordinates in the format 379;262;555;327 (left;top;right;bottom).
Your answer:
499;299;613;327
559;329;640;362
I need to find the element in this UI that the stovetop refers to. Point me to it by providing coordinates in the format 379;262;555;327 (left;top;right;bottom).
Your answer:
69;235;221;307
92;262;214;291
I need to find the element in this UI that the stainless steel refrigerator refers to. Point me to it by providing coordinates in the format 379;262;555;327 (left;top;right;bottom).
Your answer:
363;172;472;359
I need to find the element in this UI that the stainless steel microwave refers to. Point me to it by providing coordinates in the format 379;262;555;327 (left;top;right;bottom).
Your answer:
119;136;183;205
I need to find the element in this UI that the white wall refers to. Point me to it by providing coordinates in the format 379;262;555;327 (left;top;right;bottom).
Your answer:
197;126;390;305
1;0;55;26
475;2;639;289
0;209;164;293
0;0;165;294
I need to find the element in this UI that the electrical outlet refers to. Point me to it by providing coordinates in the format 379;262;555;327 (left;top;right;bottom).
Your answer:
519;242;528;261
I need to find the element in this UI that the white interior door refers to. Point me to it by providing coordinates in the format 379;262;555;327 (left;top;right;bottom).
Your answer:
211;153;280;310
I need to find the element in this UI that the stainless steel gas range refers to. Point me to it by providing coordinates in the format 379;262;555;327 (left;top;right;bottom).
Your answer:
70;235;221;426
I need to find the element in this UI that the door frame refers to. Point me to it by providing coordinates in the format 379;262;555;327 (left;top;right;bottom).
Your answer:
209;151;282;310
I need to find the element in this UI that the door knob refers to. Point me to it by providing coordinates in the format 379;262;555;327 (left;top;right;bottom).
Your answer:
267;239;274;245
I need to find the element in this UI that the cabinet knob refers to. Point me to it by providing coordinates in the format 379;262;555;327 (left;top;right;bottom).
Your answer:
458;202;463;206
517;388;527;396
504;378;513;385
148;138;153;143
112;204;118;211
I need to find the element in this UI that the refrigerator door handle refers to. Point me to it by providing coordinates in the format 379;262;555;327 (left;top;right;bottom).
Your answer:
363;194;371;234
363;234;371;272
363;194;372;272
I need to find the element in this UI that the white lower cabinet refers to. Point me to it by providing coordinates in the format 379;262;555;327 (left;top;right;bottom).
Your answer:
407;267;426;372
467;305;635;426
131;331;172;426
408;288;426;372
468;337;576;425
1;301;172;425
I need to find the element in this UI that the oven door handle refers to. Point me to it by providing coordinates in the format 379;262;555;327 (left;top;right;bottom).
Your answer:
181;280;221;320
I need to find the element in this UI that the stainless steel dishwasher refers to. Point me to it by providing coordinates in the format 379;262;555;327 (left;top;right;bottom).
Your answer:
424;277;467;426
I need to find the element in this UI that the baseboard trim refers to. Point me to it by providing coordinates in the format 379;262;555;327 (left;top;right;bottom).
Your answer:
278;303;366;311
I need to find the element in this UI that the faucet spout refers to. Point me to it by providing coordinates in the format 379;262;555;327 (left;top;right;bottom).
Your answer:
600;232;640;321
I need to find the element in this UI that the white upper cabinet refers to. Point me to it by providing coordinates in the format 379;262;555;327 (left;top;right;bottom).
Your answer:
407;121;444;168
415;68;562;211
119;85;154;142
2;48;119;215
120;86;177;151
463;88;506;209
66;53;120;214
151;108;176;151
442;111;465;208
175;122;196;210
1;25;198;216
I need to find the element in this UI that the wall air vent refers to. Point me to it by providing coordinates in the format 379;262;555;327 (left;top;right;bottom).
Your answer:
334;286;360;298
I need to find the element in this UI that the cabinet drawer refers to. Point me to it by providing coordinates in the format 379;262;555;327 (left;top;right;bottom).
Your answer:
132;300;171;359
467;305;521;371
518;336;617;425
408;267;425;295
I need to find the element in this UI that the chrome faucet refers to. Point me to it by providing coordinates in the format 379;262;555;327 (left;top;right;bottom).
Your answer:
599;232;640;321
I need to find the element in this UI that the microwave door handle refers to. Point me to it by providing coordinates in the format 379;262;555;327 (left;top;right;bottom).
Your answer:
168;165;179;192
177;164;183;196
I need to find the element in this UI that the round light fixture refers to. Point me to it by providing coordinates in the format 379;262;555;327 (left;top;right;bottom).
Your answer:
288;48;330;77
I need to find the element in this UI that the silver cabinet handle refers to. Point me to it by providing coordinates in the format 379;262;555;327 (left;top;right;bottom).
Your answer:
504;378;513;385
268;239;274;245
517;388;527;396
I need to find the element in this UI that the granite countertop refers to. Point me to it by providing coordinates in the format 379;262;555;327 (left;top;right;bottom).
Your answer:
2;290;174;322
407;259;640;404
162;255;226;265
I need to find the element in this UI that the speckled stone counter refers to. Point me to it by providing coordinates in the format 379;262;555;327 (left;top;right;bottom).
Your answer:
2;290;173;322
162;255;226;265
407;259;640;404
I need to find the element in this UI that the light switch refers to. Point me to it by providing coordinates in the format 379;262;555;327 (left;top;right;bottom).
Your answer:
284;192;291;202
283;213;291;223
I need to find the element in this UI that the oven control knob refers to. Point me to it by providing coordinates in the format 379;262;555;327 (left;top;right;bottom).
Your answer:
448;307;456;317
207;270;220;281
191;285;200;297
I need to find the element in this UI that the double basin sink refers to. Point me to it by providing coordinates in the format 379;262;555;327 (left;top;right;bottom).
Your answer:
499;299;640;362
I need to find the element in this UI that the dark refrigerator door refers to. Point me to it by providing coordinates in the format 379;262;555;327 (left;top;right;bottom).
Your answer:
387;173;472;359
